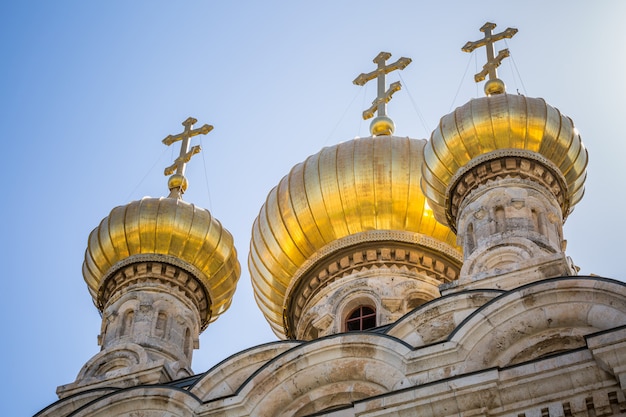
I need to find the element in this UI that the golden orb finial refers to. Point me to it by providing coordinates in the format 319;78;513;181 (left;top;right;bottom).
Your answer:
370;115;395;136
167;173;188;193
484;78;506;95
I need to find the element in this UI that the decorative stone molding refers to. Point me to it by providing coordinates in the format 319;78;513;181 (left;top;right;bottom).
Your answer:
287;231;462;294
98;258;211;329
587;326;626;390
236;335;411;417
56;343;175;399
352;354;626;417
312;314;336;337
56;386;201;417
446;151;569;232
446;253;577;293
284;242;461;338
190;341;302;401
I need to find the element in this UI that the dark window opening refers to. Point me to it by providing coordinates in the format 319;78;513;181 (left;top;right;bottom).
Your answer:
346;306;376;331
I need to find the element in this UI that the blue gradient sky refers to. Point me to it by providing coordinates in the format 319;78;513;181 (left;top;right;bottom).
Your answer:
2;2;625;415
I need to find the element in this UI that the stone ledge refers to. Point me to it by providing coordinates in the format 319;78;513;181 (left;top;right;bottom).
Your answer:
441;253;576;295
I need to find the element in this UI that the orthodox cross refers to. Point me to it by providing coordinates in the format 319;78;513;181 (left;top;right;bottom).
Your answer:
162;117;213;197
353;52;412;120
163;117;212;176
462;22;517;83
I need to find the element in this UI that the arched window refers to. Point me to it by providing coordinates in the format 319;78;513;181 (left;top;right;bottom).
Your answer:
120;310;134;337
155;312;167;338
345;306;376;331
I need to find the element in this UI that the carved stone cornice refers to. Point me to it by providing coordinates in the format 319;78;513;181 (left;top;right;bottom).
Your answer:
97;257;211;330
446;150;569;232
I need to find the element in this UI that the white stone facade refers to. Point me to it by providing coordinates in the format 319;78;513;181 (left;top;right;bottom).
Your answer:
37;272;626;417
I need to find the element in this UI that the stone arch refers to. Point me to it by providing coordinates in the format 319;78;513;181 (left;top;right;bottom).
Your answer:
449;277;626;371
75;342;149;381
150;297;176;339
288;380;385;417
461;237;544;277
295;277;384;338
339;292;379;332
387;289;502;347
400;279;441;312
332;281;380;316
65;386;200;417
35;387;118;415
403;292;430;311
191;341;301;401
235;334;412;417
112;298;138;340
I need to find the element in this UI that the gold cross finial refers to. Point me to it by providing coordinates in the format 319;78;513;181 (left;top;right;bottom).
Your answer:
462;22;517;95
353;51;411;136
162;117;213;199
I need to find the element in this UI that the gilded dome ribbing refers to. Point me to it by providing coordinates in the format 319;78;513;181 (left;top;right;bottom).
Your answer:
421;93;588;230
249;136;461;337
83;196;240;328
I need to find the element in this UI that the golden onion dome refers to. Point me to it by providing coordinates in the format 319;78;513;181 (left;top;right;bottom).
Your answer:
422;93;588;229
83;196;240;328
249;136;461;337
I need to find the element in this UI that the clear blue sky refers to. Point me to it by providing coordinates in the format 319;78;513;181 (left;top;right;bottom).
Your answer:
2;2;625;415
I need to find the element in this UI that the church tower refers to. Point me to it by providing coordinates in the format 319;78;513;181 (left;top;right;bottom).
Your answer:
56;118;240;398
249;52;463;340
421;23;587;291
